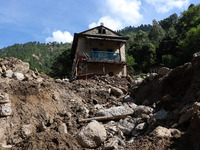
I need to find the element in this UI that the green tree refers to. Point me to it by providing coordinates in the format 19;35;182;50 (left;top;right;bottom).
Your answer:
149;20;166;44
49;48;72;79
126;54;136;75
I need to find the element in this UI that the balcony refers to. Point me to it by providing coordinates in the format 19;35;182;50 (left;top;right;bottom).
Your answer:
92;51;120;61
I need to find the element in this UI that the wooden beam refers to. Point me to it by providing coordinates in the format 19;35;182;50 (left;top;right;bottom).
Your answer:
78;113;132;123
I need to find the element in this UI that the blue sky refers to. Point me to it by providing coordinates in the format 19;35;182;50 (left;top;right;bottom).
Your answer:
0;0;199;48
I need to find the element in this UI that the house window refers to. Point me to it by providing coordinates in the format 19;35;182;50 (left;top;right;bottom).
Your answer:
151;68;157;73
98;28;106;34
98;28;101;34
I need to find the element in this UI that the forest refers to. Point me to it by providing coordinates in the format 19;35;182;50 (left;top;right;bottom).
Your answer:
0;3;199;78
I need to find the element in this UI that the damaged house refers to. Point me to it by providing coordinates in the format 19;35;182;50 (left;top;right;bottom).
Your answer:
70;24;129;80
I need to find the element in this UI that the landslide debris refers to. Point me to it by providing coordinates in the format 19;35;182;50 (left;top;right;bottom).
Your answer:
0;56;200;150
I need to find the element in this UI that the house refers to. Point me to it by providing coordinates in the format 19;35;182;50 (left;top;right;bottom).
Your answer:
70;23;129;80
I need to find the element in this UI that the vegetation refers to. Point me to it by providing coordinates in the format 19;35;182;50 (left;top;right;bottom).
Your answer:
0;42;71;75
118;3;200;74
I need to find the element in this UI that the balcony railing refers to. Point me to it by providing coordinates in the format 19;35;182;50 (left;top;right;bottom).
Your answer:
92;51;120;61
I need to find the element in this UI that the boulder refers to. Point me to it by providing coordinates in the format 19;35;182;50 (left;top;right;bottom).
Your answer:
135;122;147;131
134;77;144;85
5;70;13;78
147;73;157;81
13;61;30;74
135;105;154;117
158;67;171;76
0;93;10;104
193;102;200;112
123;95;135;103
117;117;135;135
13;72;25;80
22;124;36;137
0;104;12;116
58;123;68;135
96;105;134;117
150;126;171;138
179;108;193;124
148;109;168;124
169;128;181;136
76;121;107;148
111;86;124;97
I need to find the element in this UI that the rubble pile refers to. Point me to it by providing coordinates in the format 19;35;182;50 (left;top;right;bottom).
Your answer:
0;56;200;149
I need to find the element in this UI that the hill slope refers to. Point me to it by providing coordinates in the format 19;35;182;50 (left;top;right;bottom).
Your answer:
0;42;71;74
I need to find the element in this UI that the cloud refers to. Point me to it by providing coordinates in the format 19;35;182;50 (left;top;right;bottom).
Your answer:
45;30;73;43
145;0;190;13
89;16;123;31
89;0;143;30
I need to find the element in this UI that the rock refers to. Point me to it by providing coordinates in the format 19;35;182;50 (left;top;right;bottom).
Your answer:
5;70;13;78
0;128;5;140
117;117;135;135
128;103;138;110
0;104;12;116
126;75;134;83
169;128;181;136
179;108;193;124
13;72;25;80
135;122;147;131
154;109;168;120
150;126;171;138
111;86;124;97
2;65;6;72
134;77;144;85
104;121;117;137
124;95;135;103
158;67;171;76
0;93;10;104
148;109;168;124
37;122;47;132
193;102;200;112
147;73;157;81
22;124;36;137
135;105;154;117
94;104;104;110
96;105;134;117
103;138;119;150
76;121;107;148
162;94;172;102
13;61;30;74
180;103;193;114
188;111;200;150
58;123;68;135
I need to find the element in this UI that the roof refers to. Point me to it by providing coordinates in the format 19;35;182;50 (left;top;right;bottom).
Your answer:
70;25;129;57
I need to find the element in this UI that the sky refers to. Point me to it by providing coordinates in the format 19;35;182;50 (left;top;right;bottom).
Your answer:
0;0;199;48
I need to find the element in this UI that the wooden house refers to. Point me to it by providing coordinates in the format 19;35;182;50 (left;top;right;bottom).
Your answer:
70;24;129;80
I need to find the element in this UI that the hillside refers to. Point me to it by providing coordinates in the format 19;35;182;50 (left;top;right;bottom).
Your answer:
0;42;71;74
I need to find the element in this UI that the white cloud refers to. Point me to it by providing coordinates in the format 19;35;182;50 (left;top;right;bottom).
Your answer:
89;16;123;31
145;0;190;13
89;0;143;30
45;30;73;43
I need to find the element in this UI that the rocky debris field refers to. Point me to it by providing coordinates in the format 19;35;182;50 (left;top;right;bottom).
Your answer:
0;57;200;150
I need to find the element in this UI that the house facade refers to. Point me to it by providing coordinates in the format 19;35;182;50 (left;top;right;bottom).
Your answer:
70;24;129;80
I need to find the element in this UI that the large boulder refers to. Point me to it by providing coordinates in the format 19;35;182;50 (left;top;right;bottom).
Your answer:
158;67;172;76
150;126;171;138
76;121;107;148
110;86;124;97
96;105;134;117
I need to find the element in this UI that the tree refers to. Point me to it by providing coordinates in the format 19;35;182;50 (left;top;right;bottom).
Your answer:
49;48;72;79
149;20;166;44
